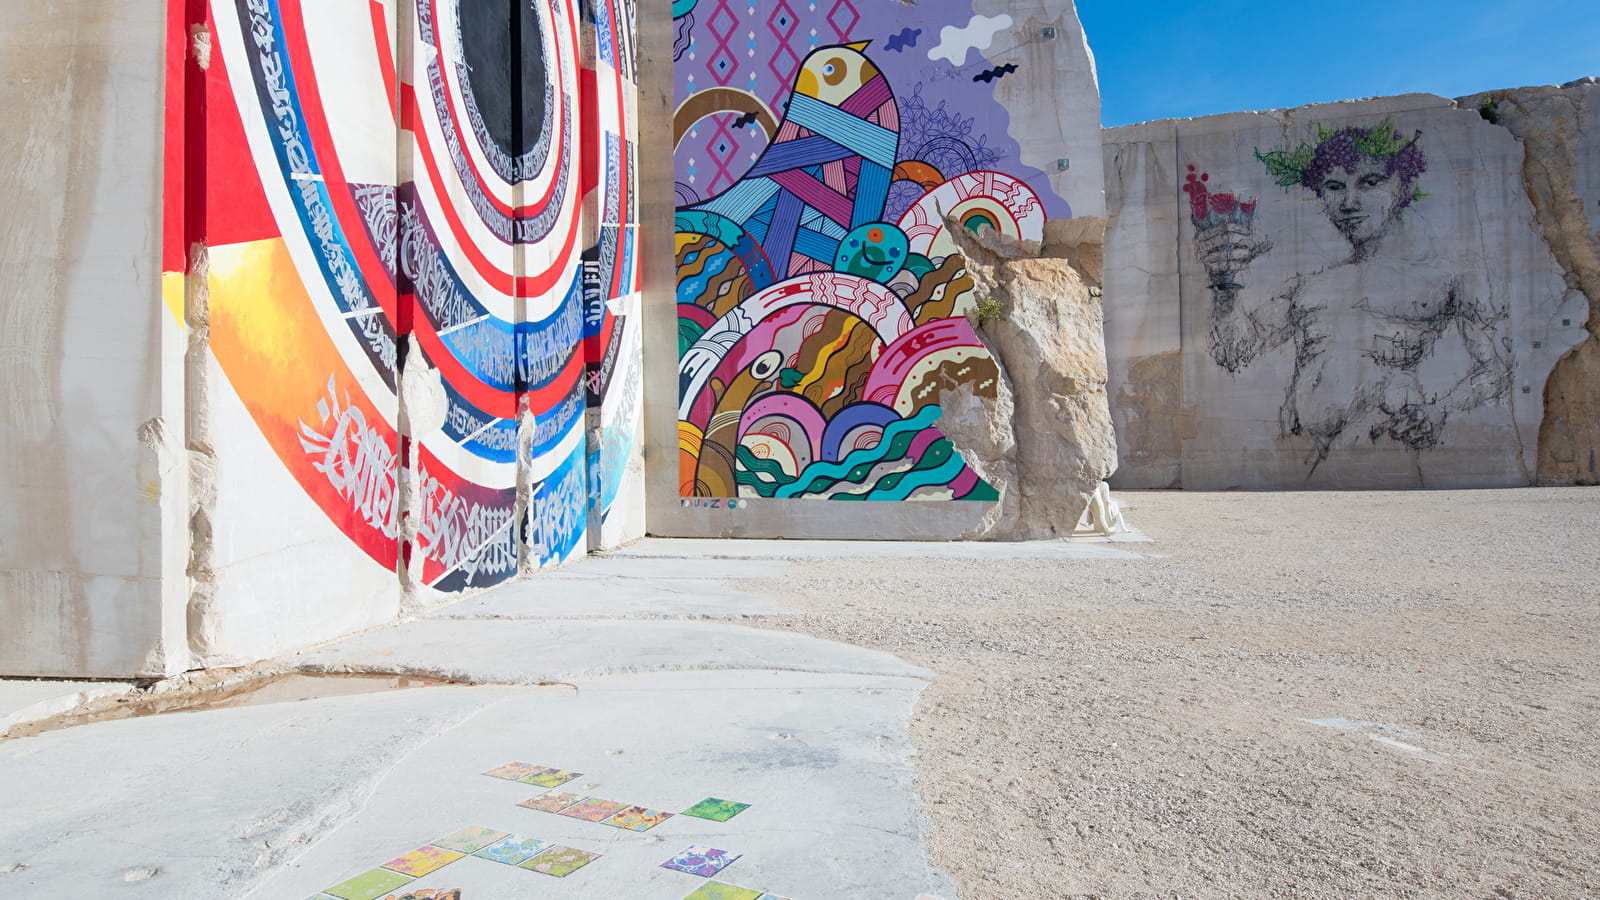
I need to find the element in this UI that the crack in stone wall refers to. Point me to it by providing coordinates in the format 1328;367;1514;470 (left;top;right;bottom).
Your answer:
184;242;221;661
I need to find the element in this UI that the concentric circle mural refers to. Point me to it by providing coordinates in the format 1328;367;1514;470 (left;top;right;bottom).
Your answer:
165;0;642;594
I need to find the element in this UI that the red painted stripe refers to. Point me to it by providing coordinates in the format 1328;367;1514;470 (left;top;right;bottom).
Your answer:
409;306;518;415
205;22;279;250
402;90;517;293
369;0;397;119
162;0;189;273
279;0;399;325
403;86;587;298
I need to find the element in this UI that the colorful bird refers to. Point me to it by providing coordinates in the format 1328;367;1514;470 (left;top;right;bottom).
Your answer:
678;41;907;287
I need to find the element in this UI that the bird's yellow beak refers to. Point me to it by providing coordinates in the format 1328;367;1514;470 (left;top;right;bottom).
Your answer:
846;40;870;51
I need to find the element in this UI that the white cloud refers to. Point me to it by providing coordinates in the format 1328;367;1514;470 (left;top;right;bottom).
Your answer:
927;14;1013;66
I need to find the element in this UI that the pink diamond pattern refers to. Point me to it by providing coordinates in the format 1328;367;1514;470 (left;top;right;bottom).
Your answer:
767;0;802;107
707;118;739;196
709;44;738;86
826;1;860;41
767;2;799;42
706;0;739;86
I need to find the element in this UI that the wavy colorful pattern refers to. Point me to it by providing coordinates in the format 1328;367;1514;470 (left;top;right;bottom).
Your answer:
674;3;1062;502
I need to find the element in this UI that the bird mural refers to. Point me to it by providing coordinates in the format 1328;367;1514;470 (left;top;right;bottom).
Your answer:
679;42;912;287
673;38;1049;502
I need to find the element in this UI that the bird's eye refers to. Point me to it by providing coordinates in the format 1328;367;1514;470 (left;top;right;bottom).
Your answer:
824;63;836;75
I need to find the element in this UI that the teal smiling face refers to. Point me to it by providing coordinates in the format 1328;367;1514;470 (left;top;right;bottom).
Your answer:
836;223;910;284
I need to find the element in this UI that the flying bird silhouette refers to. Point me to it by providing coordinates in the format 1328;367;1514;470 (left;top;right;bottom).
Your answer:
677;41;903;288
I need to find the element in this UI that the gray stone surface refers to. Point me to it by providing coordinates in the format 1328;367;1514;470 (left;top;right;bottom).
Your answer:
292;618;930;682
0;2;187;677
939;220;1120;539
1104;90;1591;489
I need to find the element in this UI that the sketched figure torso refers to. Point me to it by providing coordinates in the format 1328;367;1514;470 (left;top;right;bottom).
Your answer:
1211;256;1513;467
1200;125;1513;471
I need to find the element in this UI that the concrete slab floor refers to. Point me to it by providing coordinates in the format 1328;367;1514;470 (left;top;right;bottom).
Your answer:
0;545;961;899
0;674;952;899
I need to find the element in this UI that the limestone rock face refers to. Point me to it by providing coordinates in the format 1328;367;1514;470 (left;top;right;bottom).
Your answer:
938;220;1119;540
1458;80;1600;485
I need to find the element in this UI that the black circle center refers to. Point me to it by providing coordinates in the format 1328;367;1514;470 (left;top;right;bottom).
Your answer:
458;0;549;160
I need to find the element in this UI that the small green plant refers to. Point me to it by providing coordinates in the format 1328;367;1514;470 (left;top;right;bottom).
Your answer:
1478;96;1500;124
973;296;1006;326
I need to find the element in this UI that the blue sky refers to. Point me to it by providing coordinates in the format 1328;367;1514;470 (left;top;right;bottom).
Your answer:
1079;0;1600;127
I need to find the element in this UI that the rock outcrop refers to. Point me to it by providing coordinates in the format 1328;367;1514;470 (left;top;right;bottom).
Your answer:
1459;80;1600;485
937;217;1119;539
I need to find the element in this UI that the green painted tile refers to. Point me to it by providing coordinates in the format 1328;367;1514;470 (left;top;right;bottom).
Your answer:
681;797;752;822
682;882;764;900
322;867;414;900
379;845;463;877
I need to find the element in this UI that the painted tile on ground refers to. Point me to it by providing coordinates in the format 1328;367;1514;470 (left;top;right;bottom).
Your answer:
661;845;742;878
518;768;582;788
323;867;415;900
681;798;751;822
756;893;795;900
601;805;675;831
519;791;585;813
429;825;509;854
380;846;464;877
520;845;602;877
386;891;463;900
558;797;626;822
681;882;764;900
483;762;545;781
472;835;555;866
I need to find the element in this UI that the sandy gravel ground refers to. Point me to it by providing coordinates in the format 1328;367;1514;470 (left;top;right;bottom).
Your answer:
746;489;1600;900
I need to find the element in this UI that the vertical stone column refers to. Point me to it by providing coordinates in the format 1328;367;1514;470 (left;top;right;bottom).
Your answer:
0;0;189;677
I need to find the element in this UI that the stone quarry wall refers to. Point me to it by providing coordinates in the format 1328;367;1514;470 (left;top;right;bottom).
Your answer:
1104;84;1597;490
644;0;1116;538
1;0;648;678
0;1;188;679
